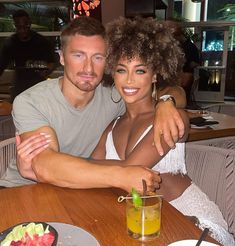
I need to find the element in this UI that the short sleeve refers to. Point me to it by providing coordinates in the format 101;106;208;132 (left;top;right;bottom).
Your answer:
12;94;49;134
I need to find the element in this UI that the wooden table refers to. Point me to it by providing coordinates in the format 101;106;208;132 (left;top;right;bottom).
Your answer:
0;184;220;246
188;111;235;142
0;100;12;116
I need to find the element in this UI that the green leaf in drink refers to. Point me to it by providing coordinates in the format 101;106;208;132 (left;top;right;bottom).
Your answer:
131;188;142;207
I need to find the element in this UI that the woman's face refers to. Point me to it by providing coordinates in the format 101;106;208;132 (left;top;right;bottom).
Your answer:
113;57;155;105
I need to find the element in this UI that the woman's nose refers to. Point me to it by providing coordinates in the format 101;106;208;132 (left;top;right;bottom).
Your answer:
127;75;134;84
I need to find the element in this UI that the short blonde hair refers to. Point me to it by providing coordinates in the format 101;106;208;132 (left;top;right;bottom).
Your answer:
60;16;105;50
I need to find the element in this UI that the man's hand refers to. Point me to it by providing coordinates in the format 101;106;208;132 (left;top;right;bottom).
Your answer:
153;101;185;156
16;133;50;180
118;166;161;193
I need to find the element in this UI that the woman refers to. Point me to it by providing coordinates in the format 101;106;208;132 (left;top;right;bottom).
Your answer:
16;17;233;245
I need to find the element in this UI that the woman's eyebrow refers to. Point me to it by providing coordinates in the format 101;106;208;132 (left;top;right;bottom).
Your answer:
135;64;146;67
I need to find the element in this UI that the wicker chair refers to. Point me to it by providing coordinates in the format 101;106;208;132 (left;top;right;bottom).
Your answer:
0;137;16;179
0;115;15;141
187;136;235;150
186;143;235;239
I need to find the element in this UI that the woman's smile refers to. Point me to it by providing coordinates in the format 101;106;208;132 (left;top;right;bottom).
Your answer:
122;87;139;96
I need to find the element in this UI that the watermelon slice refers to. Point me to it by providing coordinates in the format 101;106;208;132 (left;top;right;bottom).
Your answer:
0;222;57;246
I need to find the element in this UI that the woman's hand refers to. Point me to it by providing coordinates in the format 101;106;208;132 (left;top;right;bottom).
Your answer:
16;133;50;180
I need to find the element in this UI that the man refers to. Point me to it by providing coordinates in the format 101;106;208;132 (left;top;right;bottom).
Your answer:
165;20;200;106
9;17;185;192
0;9;56;101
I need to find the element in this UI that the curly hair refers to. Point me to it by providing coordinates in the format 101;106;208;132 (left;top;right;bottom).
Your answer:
105;17;185;86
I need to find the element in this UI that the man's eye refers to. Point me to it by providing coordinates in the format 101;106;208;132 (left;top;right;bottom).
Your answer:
93;55;105;62
73;53;83;58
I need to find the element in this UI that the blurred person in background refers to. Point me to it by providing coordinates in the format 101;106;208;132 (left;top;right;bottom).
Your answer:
0;9;56;102
165;20;201;108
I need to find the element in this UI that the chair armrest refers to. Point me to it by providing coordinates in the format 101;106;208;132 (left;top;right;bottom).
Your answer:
0;137;16;178
189;136;235;150
185;143;235;237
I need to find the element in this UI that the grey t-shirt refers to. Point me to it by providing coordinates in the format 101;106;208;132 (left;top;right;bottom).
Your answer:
13;78;125;157
0;78;125;187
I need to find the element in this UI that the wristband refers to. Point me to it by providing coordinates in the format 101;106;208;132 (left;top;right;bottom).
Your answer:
158;95;176;106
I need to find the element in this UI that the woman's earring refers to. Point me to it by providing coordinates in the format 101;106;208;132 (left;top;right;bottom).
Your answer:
111;84;122;103
152;77;157;100
152;82;156;99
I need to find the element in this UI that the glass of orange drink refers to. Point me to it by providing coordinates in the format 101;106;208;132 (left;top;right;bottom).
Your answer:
126;192;162;241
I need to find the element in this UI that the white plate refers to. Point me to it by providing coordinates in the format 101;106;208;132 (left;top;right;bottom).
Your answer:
168;239;219;246
48;222;100;246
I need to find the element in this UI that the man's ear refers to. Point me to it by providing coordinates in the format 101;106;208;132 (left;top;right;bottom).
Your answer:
59;50;64;66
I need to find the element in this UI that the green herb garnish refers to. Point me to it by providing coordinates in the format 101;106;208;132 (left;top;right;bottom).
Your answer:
131;188;142;207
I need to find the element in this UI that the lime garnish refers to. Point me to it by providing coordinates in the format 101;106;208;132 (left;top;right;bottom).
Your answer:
131;188;142;207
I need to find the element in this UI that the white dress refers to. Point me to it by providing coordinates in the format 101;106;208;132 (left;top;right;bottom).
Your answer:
105;117;234;246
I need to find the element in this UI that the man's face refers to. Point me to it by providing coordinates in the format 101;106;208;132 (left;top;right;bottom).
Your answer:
14;16;31;41
60;34;106;92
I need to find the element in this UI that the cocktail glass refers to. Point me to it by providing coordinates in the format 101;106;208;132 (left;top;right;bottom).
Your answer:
126;192;162;241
